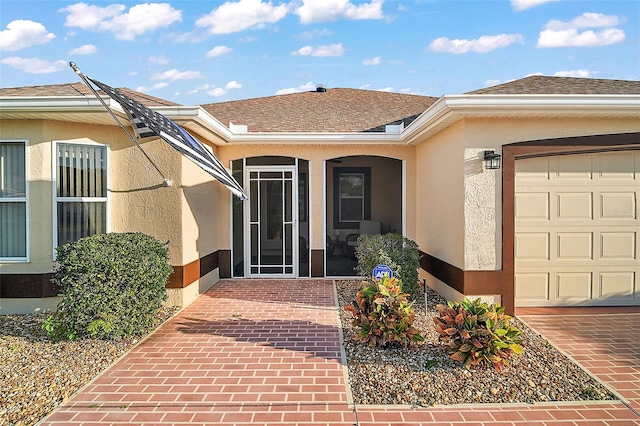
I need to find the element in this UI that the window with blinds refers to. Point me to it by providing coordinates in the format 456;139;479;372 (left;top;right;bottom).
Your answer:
55;143;107;247
0;141;27;260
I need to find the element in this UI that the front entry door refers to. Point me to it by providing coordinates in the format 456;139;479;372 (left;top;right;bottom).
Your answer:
244;166;297;277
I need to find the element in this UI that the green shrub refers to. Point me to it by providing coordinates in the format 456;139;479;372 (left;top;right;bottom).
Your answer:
355;233;421;296
45;232;173;341
433;298;524;371
345;276;424;347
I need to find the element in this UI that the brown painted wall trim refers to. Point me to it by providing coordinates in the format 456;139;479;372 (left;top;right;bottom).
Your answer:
419;251;509;312
419;251;464;294
3;250;227;296
311;249;324;277
0;273;58;298
218;250;231;279
168;250;228;288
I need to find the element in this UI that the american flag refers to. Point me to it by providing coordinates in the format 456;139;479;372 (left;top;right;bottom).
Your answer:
88;77;247;200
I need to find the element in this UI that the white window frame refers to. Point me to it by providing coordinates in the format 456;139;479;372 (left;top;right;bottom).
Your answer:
52;140;110;256
0;140;29;262
339;172;365;223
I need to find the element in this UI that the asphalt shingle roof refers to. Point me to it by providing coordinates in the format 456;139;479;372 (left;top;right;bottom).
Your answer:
2;76;638;133
467;75;640;95
201;88;439;133
0;82;180;107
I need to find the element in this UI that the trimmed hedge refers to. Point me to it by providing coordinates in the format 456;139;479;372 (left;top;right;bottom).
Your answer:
45;232;173;341
354;233;421;297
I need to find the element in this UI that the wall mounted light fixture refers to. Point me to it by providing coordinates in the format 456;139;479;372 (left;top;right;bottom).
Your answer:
483;150;502;170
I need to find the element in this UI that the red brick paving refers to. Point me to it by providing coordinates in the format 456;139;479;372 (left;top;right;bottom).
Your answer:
40;279;640;425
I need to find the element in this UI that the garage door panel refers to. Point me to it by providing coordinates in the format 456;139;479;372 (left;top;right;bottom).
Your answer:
515;193;549;219
600;232;636;260
557;192;593;219
515;233;549;260
515;152;640;307
600;192;637;220
556;272;592;300
556;155;593;180
557;232;593;260
515;273;549;301
599;153;636;179
599;272;636;299
516;157;550;179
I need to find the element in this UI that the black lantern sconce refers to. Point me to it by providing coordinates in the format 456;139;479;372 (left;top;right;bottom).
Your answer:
483;150;502;170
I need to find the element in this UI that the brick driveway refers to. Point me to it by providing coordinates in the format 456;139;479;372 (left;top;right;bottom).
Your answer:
40;279;640;425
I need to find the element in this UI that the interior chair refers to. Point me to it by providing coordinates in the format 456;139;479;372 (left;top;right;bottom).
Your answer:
345;220;382;259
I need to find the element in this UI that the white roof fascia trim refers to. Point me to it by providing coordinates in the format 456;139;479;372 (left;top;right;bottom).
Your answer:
0;96;127;115
402;94;640;145
152;106;234;142
222;132;404;145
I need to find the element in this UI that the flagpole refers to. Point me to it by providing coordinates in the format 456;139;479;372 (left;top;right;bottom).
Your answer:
69;62;172;187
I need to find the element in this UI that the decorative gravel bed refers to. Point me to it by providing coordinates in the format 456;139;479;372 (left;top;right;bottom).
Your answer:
336;279;616;407
0;307;179;426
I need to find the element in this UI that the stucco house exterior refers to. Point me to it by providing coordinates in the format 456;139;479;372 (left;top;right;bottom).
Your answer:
1;75;639;315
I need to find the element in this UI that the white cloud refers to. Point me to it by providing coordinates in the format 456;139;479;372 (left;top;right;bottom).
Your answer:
196;0;288;34
295;0;384;24
225;80;242;90
544;12;622;31
61;2;182;40
205;45;232;58
150;69;202;81
377;87;394;92
511;0;559;12
206;80;243;97
363;57;381;66
553;69;597;78
68;44;97;55
0;56;66;73
429;33;524;54
275;81;316;95
538;28;625;47
136;82;170;92
189;81;242;97
149;55;169;64
537;13;625;48
0;20;56;51
292;43;344;56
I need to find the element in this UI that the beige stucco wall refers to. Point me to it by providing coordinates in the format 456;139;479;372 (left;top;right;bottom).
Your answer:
216;144;417;251
0;118;220;273
414;121;466;269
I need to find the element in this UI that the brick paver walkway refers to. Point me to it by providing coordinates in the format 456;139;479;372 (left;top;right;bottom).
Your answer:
40;279;640;425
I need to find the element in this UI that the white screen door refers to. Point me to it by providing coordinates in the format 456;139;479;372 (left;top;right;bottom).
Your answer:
244;166;297;277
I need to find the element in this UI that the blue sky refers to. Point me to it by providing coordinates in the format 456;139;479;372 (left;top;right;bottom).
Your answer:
1;0;638;104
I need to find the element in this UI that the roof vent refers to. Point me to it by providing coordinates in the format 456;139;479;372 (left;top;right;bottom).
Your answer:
316;84;327;93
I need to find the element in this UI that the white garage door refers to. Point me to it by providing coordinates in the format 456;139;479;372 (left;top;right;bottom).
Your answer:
515;151;640;307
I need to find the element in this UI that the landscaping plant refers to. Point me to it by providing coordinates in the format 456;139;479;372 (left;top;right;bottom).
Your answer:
345;276;424;347
433;298;524;371
44;232;173;341
355;233;421;296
